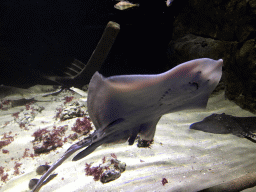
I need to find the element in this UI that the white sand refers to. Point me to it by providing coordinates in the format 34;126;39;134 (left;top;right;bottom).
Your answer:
0;88;256;192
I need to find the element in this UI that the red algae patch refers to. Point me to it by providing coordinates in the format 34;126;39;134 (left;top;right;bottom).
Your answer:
85;154;126;183
13;162;22;176
0;132;14;150
64;96;74;104
71;117;92;135
162;178;168;186
32;125;68;154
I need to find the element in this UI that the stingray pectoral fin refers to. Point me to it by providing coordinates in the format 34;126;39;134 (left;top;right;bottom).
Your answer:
128;127;140;145
128;135;137;145
139;117;161;141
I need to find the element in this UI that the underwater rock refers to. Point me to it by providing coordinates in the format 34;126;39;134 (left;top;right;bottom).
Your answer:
85;156;126;183
109;158;126;173
36;165;51;175
29;174;57;190
169;0;256;113
56;101;86;121
32;125;68;154
13;104;45;128
0;132;14;149
137;136;153;148
100;169;121;183
29;179;39;190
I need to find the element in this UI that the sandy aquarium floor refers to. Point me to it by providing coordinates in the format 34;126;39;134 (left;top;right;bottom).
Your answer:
0;87;256;192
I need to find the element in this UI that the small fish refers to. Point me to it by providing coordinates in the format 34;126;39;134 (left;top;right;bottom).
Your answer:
114;1;139;10
0;85;63;101
166;0;174;7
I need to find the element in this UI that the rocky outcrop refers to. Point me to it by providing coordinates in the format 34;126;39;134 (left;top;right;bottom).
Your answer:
168;0;256;113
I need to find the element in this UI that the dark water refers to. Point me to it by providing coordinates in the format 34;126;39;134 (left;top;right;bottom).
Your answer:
0;0;173;87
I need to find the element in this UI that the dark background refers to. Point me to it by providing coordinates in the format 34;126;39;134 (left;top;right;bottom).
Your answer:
0;0;179;87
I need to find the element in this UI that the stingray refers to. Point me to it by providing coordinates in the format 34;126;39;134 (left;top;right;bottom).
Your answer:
0;85;63;101
190;113;256;140
31;58;223;192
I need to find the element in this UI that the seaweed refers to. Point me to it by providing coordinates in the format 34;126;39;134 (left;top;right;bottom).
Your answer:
85;163;103;181
71;117;92;135
1;173;8;182
0;132;14;149
13;162;22;175
32;126;67;154
12;112;20;118
63;96;74;104
2;149;9;154
54;107;63;120
0;166;8;182
137;137;154;148
84;154;126;182
162;178;168;185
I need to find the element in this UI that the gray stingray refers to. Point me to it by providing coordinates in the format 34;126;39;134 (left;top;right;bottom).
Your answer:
190;113;256;140
31;58;223;192
0;85;62;101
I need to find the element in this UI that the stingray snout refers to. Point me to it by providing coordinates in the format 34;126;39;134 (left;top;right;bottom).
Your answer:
198;58;223;88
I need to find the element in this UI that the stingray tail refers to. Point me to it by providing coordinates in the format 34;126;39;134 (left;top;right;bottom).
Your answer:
242;131;256;141
72;129;132;161
31;137;92;192
72;136;110;161
73;120;129;161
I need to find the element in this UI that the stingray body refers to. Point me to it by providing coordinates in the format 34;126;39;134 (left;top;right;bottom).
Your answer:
73;58;223;160
31;58;222;192
190;113;256;139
